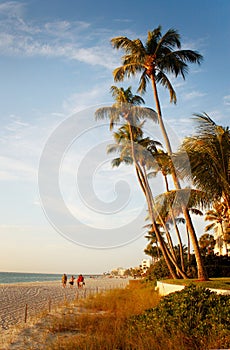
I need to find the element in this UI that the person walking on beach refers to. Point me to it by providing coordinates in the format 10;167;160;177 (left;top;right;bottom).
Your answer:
77;274;84;288
69;275;75;288
62;273;67;288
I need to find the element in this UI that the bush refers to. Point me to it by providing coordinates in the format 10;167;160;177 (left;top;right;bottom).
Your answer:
204;254;230;277
144;258;171;280
131;284;230;349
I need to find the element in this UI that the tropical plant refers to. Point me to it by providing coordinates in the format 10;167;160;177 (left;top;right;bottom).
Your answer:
111;26;207;280
205;201;230;255
178;113;230;208
198;233;215;255
178;114;230;254
131;284;230;349
96;86;187;278
111;26;203;155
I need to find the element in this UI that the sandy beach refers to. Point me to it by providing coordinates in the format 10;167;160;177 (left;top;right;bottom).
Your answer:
0;277;130;348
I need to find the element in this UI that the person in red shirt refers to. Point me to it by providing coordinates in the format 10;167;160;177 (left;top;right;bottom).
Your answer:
77;274;84;288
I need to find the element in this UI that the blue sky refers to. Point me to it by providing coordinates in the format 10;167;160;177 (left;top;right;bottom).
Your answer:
0;0;229;274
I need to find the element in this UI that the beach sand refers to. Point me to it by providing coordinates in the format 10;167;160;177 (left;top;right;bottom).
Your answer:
0;277;130;349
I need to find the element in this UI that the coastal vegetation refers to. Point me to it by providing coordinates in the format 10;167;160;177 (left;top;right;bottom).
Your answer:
95;25;230;281
38;282;230;349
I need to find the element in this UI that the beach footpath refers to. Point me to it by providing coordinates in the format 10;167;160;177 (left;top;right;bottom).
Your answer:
0;277;129;349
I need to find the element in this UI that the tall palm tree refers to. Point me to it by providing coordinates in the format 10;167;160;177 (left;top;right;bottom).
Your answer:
108;122;188;278
96;87;187;278
111;26;203;156
111;26;207;280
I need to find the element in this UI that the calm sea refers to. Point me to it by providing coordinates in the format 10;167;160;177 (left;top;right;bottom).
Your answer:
0;272;98;284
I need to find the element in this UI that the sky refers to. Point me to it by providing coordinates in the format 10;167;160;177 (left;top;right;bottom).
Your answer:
0;0;229;274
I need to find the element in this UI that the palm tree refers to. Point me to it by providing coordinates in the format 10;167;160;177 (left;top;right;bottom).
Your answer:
96;87;187;278
198;233;215;255
111;26;203;157
178;113;230;209
205;201;229;255
147;148;187;269
109;123;188;278
144;228;162;263
111;26;207;280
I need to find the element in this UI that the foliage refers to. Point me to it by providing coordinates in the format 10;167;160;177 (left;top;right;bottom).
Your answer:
144;258;172;280
177;113;230;206
131;284;230;349
145;253;230;280
111;26;203;100
19;282;230;350
203;254;230;277
198;233;215;255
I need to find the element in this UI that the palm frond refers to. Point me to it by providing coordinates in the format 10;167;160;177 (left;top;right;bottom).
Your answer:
156;71;177;103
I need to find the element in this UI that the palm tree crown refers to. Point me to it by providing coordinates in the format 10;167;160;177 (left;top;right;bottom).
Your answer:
178;113;230;207
95;86;157;130
111;26;203;103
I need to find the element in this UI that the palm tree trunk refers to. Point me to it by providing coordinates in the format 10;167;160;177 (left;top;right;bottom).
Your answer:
150;75;208;280
171;213;185;271
186;225;191;262
163;174;185;271
144;168;177;263
140;165;187;279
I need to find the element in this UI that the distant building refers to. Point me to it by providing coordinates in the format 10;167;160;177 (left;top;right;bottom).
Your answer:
141;259;151;273
111;267;126;276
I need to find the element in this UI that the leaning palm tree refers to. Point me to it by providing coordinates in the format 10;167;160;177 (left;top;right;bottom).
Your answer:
147;148;186;269
109;123;188;278
96;87;187;278
111;26;207;280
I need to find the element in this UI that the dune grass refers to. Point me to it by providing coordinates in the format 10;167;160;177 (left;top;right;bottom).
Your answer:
8;280;229;349
41;281;230;350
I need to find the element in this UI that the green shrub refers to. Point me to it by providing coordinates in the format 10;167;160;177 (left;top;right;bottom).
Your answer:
204;254;230;277
131;284;230;348
145;258;171;280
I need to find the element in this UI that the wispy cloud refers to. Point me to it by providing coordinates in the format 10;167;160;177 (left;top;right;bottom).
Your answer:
0;155;36;181
0;1;116;69
223;95;230;106
62;84;113;113
182;90;207;101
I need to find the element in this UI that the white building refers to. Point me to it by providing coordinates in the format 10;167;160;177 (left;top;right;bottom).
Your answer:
141;259;151;273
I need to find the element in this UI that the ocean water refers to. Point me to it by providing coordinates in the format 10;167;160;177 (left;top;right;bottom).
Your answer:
0;272;62;284
0;272;98;284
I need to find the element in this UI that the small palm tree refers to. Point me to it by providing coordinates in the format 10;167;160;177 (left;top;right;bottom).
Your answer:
205;201;229;255
198;233;215;256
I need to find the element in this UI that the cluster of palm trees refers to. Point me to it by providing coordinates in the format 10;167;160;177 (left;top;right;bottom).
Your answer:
95;26;230;280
